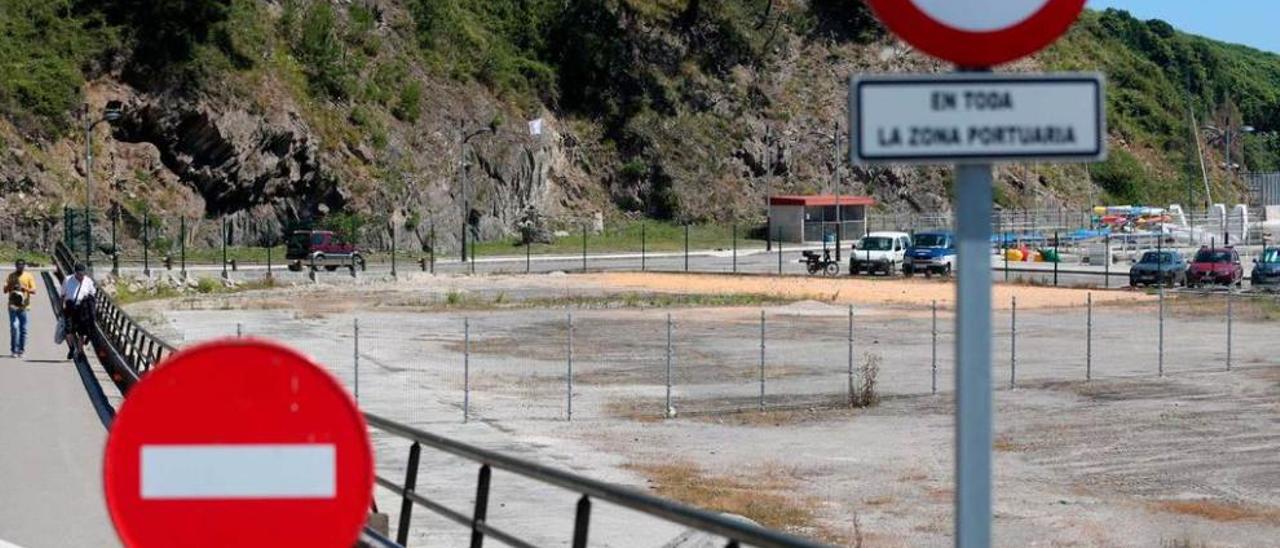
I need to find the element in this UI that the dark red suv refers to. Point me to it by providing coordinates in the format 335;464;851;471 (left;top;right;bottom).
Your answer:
1185;246;1243;288
286;230;364;271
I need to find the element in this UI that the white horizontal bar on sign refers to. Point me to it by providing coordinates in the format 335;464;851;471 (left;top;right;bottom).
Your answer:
140;444;336;499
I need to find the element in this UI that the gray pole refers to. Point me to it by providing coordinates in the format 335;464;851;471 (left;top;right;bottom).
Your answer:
582;223;588;272
84;113;93;271
464;317;470;423
1086;292;1093;381
1010;295;1017;389
236;323;243;338
847;305;854;404
390;222;397;278
111;208;118;277
932;300;938;395
759;310;766;411
665;313;673;418
834;121;843;263
1226;291;1233;371
954;163;993;548
567;311;574;421
353;317;360;403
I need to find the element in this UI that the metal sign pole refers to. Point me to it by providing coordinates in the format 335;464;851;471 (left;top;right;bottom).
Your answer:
954;163;993;548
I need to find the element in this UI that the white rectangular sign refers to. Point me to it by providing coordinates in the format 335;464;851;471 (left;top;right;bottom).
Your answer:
849;73;1106;164
141;444;336;499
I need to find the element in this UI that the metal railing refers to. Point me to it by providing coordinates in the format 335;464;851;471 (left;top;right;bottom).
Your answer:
53;241;175;389
366;414;829;548
53;241;831;548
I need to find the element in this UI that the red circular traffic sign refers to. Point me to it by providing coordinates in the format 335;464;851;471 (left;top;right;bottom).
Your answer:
866;0;1086;66
104;340;373;547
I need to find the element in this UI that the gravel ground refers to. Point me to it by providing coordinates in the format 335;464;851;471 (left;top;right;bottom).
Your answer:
129;272;1280;547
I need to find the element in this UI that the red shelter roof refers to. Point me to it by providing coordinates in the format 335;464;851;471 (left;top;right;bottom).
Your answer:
769;195;876;207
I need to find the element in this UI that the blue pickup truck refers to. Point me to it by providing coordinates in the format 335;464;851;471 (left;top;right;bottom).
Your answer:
903;231;956;278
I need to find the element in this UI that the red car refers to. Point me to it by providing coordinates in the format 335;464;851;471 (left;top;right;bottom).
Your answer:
1185;246;1243;288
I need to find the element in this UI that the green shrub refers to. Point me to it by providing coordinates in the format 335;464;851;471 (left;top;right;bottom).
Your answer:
1089;149;1147;204
393;81;423;123
294;1;354;99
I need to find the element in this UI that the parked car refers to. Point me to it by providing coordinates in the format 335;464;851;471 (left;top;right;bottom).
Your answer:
903;231;956;278
1185;246;1243;288
286;230;365;272
1128;250;1186;287
1251;247;1280;290
850;231;911;276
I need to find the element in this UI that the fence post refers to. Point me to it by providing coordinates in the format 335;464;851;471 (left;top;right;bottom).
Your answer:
469;231;476;275
1010;296;1017;389
111;208;119;277
236;323;243;338
353;317;360;403
684;224;690;272
732;222;738;274
221;217;229;279
1226;291;1233;372
665;313;673;418
526;236;531;274
180;217;187;279
142;214;151;277
1104;232;1111;289
464;317;470;423
641;222;646;272
932;300;938;395
429;223;436;274
567;311;574;421
777;237;783;275
1158;277;1165;377
582;224;588;273
396;442;422;546
847;305;855;404
1001;217;1009;282
266;244;273;279
1053;229;1059;287
759;310;766;411
390;223;398;278
1086;292;1093;381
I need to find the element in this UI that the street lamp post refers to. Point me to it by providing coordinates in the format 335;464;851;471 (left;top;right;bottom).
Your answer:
83;101;123;271
1203;123;1256;180
458;122;495;263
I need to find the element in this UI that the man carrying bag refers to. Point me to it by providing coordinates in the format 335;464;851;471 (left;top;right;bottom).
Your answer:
4;259;36;358
60;263;96;360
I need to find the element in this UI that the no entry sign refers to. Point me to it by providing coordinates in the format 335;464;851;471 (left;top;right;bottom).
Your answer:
103;340;373;547
866;0;1087;66
850;72;1105;164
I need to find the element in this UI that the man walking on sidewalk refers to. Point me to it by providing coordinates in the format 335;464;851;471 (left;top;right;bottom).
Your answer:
5;259;36;358
61;263;96;360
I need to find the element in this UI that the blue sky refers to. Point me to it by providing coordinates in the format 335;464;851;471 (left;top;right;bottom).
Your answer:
1087;0;1280;54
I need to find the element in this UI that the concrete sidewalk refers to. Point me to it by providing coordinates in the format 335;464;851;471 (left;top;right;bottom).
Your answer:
0;274;119;547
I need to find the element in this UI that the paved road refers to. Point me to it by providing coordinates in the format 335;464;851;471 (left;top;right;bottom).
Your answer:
113;246;1267;292
0;274;119;548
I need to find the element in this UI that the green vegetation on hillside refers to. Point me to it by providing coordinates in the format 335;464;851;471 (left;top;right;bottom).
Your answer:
1044;9;1280;204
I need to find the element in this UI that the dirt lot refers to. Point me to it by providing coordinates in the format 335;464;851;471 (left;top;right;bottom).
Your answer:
584;272;1155;310
129;272;1279;547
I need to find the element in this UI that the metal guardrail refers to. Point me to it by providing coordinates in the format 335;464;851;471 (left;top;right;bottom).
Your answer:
53;240;832;548
53;241;174;389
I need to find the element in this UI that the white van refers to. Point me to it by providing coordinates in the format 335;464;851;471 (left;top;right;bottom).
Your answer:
850;231;911;275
